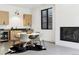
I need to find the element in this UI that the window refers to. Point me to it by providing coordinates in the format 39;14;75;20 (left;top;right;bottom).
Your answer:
41;7;52;30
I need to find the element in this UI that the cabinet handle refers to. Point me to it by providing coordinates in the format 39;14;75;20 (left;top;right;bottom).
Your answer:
3;21;5;25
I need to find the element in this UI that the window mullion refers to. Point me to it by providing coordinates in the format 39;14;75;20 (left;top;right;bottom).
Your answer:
47;9;48;29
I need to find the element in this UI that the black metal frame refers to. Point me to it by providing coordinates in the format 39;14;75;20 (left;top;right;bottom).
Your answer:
41;7;52;30
60;27;79;43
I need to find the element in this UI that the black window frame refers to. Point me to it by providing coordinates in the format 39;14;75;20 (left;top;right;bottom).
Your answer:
41;7;52;30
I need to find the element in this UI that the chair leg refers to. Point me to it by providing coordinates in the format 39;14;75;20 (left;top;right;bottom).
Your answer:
39;40;41;45
42;40;46;48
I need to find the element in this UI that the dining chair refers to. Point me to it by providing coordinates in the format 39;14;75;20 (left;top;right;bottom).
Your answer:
28;32;41;45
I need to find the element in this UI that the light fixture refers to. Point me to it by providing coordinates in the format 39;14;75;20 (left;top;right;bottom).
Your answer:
15;10;20;16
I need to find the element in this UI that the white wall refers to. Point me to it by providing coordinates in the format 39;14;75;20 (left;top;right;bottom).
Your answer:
32;4;55;42
0;4;32;29
55;4;79;49
0;4;55;42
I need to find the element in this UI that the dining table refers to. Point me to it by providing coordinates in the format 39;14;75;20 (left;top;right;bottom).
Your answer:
17;32;40;42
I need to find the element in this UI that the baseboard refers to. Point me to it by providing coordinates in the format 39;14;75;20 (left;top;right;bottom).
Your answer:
43;40;55;44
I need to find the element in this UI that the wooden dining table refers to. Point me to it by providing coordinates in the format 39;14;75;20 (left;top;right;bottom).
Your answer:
17;32;40;42
18;32;39;36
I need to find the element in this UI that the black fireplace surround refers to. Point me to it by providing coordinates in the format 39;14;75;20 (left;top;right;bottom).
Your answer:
60;27;79;43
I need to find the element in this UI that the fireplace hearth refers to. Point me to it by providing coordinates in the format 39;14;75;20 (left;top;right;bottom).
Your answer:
60;27;79;43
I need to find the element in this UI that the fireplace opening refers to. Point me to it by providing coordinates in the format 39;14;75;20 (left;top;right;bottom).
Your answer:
60;27;79;43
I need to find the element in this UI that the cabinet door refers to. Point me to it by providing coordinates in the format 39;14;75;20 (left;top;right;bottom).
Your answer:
23;14;32;26
0;11;9;25
3;12;9;25
10;30;21;40
10;30;22;46
28;15;32;26
0;14;3;24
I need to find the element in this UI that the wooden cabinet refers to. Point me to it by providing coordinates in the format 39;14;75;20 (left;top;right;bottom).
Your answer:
0;11;9;25
23;14;32;26
9;30;22;46
10;30;22;40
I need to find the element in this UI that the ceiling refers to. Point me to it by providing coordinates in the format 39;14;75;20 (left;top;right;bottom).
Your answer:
11;4;46;9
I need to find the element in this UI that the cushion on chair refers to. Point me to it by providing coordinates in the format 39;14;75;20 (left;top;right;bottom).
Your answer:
29;35;39;39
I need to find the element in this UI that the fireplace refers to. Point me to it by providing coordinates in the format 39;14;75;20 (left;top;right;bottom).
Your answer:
60;27;79;43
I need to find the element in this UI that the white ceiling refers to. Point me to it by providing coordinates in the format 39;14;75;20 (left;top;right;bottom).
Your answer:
11;4;45;9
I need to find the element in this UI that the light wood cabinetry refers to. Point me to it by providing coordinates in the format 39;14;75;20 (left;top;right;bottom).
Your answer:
23;14;32;26
0;11;9;25
10;30;22;40
9;30;22;46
